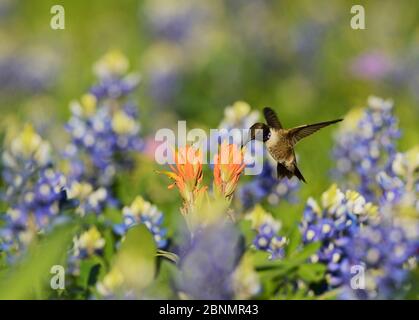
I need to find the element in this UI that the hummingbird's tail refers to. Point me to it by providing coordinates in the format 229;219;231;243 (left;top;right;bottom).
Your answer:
293;165;306;183
277;163;306;183
277;163;293;179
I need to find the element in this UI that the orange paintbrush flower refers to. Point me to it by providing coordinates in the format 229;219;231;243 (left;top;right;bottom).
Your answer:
213;142;246;199
158;145;207;214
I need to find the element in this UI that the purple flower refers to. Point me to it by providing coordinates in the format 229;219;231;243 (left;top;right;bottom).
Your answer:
342;224;417;299
350;52;393;80
0;49;60;95
245;205;288;260
300;185;378;288
332;96;400;202
64;52;143;191
113;196;167;249
176;223;244;300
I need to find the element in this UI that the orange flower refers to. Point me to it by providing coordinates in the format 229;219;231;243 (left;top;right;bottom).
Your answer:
213;142;246;199
158;145;207;214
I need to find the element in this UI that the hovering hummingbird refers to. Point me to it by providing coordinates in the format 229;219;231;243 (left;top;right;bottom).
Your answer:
242;107;343;183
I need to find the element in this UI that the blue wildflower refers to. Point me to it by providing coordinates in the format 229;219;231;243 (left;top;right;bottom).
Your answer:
1;125;68;250
0;49;59;95
91;50;140;99
66;181;113;216
332;96;400;202
113;196;167;249
72;226;106;259
67;225;106;277
65;52;143;190
300;185;378;288
377;147;419;209
374;147;419;241
143;0;217;43
246;205;288;260
342;224;417;299
176;222;244;299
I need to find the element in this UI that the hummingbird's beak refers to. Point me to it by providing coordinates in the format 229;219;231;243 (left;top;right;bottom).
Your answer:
241;129;251;149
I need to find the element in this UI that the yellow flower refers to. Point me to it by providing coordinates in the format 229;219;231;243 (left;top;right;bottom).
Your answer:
5;124;51;167
125;196;148;216
93;50;129;78
97;267;124;297
142;41;184;73
320;184;377;220
368;95;393;111
224;101;252;122
345;190;366;214
68;94;97;118
112;110;138;135
122;196;159;221
232;253;261;299
67;182;108;216
80;93;97;116
337;107;364;134
405;146;419;171
345;190;378;218
364;202;379;217
245;205;280;231
321;184;344;211
67;181;94;199
74;226;105;256
392;146;419;178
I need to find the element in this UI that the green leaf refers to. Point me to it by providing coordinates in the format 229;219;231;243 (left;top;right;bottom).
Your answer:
104;207;123;224
0;223;76;300
405;267;419;299
285;225;302;257
78;259;97;289
145;260;178;299
87;264;101;287
102;228;116;263
238;219;254;247
255;242;321;272
288;241;321;265
113;224;157;294
297;263;326;283
317;288;341;300
255;241;322;285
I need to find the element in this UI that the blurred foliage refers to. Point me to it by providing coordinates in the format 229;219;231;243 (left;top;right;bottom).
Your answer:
0;0;418;300
2;0;419;218
0;222;76;299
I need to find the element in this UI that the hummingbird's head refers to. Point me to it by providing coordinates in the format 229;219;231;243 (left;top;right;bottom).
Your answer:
241;122;270;147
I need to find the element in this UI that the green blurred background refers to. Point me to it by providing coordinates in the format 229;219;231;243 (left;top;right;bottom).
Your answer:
1;0;419;228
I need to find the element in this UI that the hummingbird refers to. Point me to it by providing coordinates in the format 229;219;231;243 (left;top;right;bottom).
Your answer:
242;107;343;183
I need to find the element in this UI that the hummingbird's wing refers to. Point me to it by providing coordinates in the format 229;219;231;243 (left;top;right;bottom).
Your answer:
288;119;343;145
263;107;283;129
